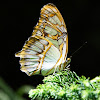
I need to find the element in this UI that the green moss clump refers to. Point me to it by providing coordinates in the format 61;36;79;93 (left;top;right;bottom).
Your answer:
29;70;100;100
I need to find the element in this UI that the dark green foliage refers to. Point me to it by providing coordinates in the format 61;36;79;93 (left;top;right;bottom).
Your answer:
0;77;34;100
29;70;100;100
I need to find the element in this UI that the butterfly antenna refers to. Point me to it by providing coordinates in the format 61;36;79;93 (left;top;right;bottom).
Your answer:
70;41;87;58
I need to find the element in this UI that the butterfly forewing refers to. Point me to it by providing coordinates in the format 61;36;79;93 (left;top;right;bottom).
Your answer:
15;3;68;76
33;3;67;47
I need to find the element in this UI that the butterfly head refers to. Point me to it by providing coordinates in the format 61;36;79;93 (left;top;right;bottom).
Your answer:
63;57;71;69
66;57;71;65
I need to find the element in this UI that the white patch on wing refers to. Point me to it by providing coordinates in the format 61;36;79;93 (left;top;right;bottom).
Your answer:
56;25;63;32
41;62;55;76
42;19;46;23
63;27;67;32
21;61;39;66
40;24;44;29
61;26;64;32
24;50;37;55
30;45;42;53
43;14;46;17
47;8;53;12
36;31;42;36
38;54;44;58
34;41;44;50
41;45;60;75
40;39;48;45
52;8;57;12
56;26;67;33
22;67;37;72
22;54;38;59
44;10;49;14
47;45;60;60
21;58;38;62
44;53;57;62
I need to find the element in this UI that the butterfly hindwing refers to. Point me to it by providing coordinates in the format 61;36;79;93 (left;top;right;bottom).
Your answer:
16;36;61;76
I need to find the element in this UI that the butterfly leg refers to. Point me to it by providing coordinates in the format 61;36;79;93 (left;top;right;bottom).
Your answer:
53;66;58;75
64;64;70;71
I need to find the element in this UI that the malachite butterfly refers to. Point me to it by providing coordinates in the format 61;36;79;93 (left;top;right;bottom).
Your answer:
15;3;71;76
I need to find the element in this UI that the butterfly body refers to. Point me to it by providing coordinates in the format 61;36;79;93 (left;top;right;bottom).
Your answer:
15;3;71;76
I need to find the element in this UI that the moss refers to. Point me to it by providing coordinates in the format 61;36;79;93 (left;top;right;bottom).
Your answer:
29;70;100;100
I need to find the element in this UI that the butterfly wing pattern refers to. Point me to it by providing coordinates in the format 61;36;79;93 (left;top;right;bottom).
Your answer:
15;3;70;76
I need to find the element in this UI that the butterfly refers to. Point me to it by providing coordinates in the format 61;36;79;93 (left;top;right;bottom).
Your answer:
15;3;71;76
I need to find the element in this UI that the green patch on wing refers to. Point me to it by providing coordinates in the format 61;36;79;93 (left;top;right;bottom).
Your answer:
46;36;59;48
53;15;61;25
49;17;56;24
45;26;57;35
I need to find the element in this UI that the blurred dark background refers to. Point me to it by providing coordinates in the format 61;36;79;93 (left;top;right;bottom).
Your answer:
0;0;100;96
